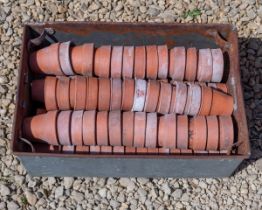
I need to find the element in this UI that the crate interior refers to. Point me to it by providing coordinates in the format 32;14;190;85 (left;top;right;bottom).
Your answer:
12;22;249;158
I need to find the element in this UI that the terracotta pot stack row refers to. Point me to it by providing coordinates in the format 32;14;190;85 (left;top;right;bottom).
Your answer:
46;145;228;155
31;76;233;116
30;42;224;82
23;110;234;152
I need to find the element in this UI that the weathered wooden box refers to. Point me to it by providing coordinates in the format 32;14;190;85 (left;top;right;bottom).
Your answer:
12;22;249;177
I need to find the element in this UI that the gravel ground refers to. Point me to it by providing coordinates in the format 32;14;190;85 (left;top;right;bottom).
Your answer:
0;0;262;209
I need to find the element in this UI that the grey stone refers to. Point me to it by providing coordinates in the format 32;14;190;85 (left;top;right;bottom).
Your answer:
7;201;19;210
25;191;37;206
63;177;74;189
55;186;64;198
255;57;262;68
98;188;107;198
119;178;136;191
0;184;10;196
14;175;25;186
172;189;182;200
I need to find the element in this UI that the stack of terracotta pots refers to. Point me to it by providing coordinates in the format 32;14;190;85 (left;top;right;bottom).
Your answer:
24;42;235;155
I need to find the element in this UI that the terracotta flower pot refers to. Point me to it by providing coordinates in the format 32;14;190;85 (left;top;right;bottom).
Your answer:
71;110;84;146
23;110;58;145
111;46;123;78
82;110;96;145
218;116;234;150
132;79;147;111
211;48;224;82
176;115;188;149
216;83;228;93
98;78;111;111
157;82;172;114
146;45;158;79
125;147;136;154
158;114;176;148
86;77;98;110
90;146;101;153
133;112;146;147
209;89;233;115
187;84;201;116
44;76;58;110
74;76;86;110
109;111;121;146
31;79;45;102
122;78;135;111
197;49;212;82
170;148;181;154
113;146;125;154
136;147;148;154
69;77;76;109
184;83;193;115
147;148;159;154
169;86;176;113
134;46;146;79
62;146;75;153
158;148;170;154
57;111;72;145
71;43;94;75
145;113;157;148
96;111;109;146
198;85;213;115
101;146;113;154
75;146;90;153
56;77;70;110
175;82;187;114
94;45;111;78
157;45;168;79
206;116;219;150
185;47;197;81
110;78;122;110
189;116;207;150
122;46;134;78
59;41;74;76
169;47;186;80
122;111;134;146
29;43;63;75
144;80;160;112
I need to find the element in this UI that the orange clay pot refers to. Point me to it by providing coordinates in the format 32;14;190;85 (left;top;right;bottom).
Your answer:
109;111;121;146
146;45;158;79
122;46;134;78
133;112;146;147
134;46;146;79
121;78;135;111
209;89;234;115
144;80;160;112
94;45;111;78
86;77;98;110
74;76;86;110
145;113;157;148
175;82;187;114
23;110;58;145
197;49;212;82
57;110;72;145
59;41;74;76
56;77;70;110
169;85;176;113
122;111;134;147
98;78;111;111
70;43;94;76
29;43;63;75
206;116;219;150
169;47;186;80
176;115;188;149
157;45;168;79
158;114;176;148
110;78;122;110
218;116;234;150
96;111;109;146
44;77;58;110
157;82;172;114
211;48;224;82
71;110;84;146
198;85;213;115
185;47;197;81
189;116;207;150
82;110;96;145
111;46;123;78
